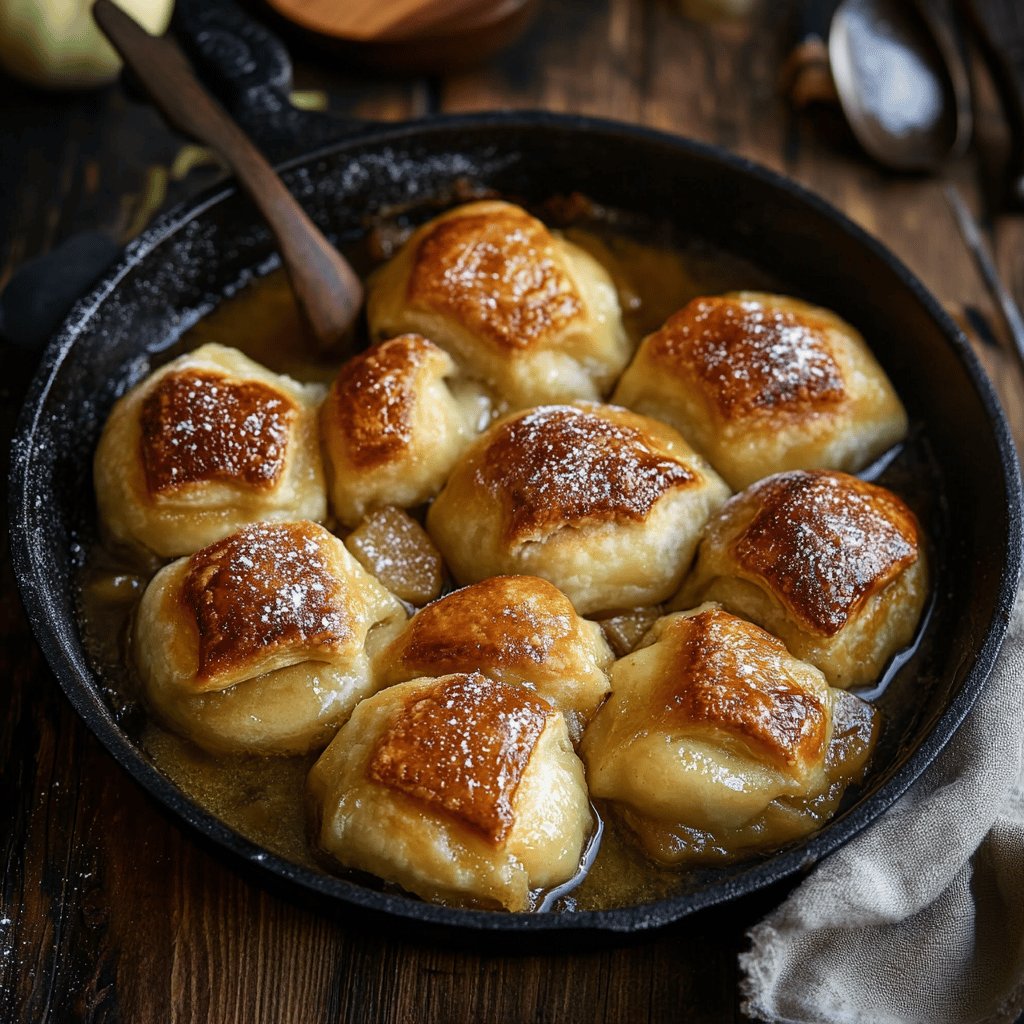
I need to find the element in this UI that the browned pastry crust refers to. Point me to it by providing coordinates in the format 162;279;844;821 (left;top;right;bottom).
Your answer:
376;574;614;732
676;470;928;688
94;343;326;558
653;609;828;774
426;403;730;614
612;293;908;489
478;404;696;544
730;471;919;635
406;207;583;352
366;201;630;409
135;520;406;755
365;673;551;844
644;296;845;419
140;370;296;494
581;605;877;864
182;521;355;688
319;334;479;525
327;335;433;469
307;671;591;910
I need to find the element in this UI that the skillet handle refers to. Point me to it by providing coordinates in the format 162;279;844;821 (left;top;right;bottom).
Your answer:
169;0;375;166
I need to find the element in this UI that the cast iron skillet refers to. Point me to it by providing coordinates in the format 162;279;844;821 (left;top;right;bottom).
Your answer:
9;0;1023;934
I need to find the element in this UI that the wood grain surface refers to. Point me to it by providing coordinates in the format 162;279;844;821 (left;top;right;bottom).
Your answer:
2;2;1022;1022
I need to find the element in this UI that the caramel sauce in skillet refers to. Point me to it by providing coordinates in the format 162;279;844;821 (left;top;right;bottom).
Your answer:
77;212;930;913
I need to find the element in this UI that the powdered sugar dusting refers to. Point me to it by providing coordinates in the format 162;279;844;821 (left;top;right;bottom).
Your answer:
141;369;295;494
184;521;352;681
475;405;696;542
734;471;919;635
366;672;551;844
398;575;574;674
329;334;435;469
408;206;583;351
660;609;827;771
650;297;845;420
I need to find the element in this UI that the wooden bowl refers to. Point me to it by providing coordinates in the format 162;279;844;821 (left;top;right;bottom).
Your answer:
261;0;539;74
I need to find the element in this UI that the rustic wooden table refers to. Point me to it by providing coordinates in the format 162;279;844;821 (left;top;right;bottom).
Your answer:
2;1;1022;1021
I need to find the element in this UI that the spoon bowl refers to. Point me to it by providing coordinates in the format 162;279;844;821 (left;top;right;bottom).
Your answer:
829;0;971;171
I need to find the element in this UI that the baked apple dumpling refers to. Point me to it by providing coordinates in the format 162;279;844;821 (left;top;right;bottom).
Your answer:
319;333;480;527
366;200;630;409
375;574;614;738
580;605;877;864
426;403;730;615
134;520;407;755
612;293;907;490
675;470;928;688
307;671;592;910
94;343;326;558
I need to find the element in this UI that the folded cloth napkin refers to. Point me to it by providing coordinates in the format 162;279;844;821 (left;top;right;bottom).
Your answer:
740;582;1024;1024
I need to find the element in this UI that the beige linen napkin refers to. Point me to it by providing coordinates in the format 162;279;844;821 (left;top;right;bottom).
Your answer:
740;584;1024;1024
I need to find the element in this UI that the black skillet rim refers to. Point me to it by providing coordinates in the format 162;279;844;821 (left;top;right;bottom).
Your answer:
9;110;1024;934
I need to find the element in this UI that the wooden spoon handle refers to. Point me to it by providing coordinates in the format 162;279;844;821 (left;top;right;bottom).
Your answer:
92;0;363;351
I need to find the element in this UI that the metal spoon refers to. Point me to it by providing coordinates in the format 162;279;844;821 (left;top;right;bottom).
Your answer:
828;0;972;171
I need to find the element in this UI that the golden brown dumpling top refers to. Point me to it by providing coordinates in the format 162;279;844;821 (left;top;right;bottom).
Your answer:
365;672;553;844
384;575;576;675
134;519;406;756
726;470;920;637
580;604;874;865
644;295;846;421
612;293;908;491
181;520;359;691
367;201;630;409
308;670;590;909
473;404;698;545
376;574;613;730
320;333;479;527
325;333;452;470
140;368;297;496
94;343;326;558
406;204;585;352
427;402;730;615
651;607;829;776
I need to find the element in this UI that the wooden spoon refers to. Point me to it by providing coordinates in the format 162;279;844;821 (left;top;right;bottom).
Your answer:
92;0;363;352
